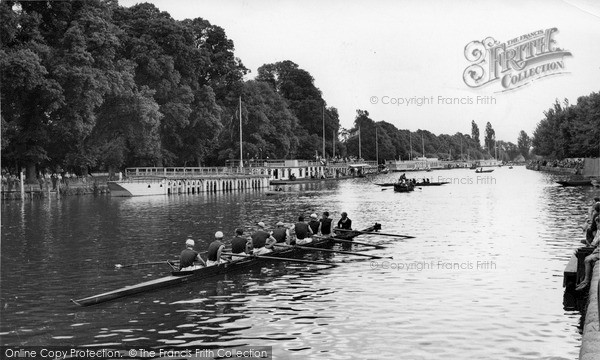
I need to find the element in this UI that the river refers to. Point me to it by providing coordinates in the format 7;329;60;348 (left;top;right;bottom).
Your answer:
1;166;597;359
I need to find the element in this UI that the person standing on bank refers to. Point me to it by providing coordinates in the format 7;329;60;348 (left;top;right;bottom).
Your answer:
337;212;352;230
206;231;226;266
294;215;313;245
179;238;206;271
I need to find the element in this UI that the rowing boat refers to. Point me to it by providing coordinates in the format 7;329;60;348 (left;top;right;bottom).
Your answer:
475;169;494;173
71;223;382;306
414;181;449;186
393;183;414;192
376;181;448;187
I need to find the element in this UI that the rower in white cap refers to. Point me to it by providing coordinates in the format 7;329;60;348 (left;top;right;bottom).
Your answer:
179;238;206;271
206;231;226;266
251;222;277;255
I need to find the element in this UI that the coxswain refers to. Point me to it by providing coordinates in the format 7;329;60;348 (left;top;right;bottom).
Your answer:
319;211;333;237
206;231;226;266
179;238;206;271
251;222;276;255
308;213;320;235
230;228;252;260
337;212;352;230
271;222;291;245
294;215;313;245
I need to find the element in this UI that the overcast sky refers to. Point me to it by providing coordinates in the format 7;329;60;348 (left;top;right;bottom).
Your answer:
120;0;600;143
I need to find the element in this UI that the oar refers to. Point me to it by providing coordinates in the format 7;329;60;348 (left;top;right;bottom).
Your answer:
274;244;392;259
328;237;386;249
221;252;334;266
335;228;415;239
115;261;177;268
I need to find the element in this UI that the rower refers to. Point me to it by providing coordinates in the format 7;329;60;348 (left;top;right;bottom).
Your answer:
337;212;352;230
251;222;276;255
271;222;291;245
319;211;333;237
231;228;252;260
206;231;226;266
294;215;313;245
179;238;206;271
308;213;320;235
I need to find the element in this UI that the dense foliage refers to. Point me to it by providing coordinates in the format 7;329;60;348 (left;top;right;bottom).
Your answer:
2;0;550;179
531;92;600;159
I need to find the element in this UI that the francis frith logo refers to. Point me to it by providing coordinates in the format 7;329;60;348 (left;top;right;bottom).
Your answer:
463;28;572;91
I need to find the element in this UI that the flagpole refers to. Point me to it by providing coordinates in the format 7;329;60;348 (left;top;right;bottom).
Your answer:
239;96;243;169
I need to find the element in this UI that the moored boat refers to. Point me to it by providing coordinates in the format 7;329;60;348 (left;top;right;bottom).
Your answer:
265;190;300;196
556;180;592;186
475;169;494;173
72;224;382;306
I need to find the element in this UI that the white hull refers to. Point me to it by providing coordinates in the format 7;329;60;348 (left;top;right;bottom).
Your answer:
108;180;167;197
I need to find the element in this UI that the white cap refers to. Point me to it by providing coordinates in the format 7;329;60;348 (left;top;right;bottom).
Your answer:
215;231;224;239
257;222;266;228
276;222;284;226
185;239;195;246
310;213;318;219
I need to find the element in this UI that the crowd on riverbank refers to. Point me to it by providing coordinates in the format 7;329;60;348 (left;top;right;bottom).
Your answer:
529;158;585;169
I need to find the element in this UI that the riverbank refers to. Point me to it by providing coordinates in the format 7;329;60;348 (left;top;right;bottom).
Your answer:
580;261;600;360
1;184;109;200
526;158;600;178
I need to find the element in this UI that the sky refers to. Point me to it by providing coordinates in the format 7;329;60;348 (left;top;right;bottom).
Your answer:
119;0;600;143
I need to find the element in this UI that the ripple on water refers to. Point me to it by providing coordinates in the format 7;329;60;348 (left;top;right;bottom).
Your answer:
0;169;588;358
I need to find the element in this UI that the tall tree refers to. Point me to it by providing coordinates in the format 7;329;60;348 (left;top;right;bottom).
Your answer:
517;130;531;159
484;122;495;155
256;60;340;159
471;120;480;148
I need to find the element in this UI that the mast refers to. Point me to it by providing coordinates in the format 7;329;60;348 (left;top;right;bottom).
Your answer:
409;132;412;161
494;139;497;160
239;96;243;169
322;106;325;159
358;126;362;159
376;126;379;165
333;129;336;158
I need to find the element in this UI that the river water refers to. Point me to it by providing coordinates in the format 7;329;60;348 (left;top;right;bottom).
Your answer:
1;167;597;359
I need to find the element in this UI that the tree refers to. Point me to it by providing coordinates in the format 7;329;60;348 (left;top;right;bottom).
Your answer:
532;93;600;158
517;130;531;159
484;122;496;155
256;60;340;158
471;120;480;148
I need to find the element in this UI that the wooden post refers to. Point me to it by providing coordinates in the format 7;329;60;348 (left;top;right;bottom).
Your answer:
20;169;25;200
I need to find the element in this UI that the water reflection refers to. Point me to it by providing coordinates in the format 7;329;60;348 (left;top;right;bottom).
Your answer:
1;167;596;358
